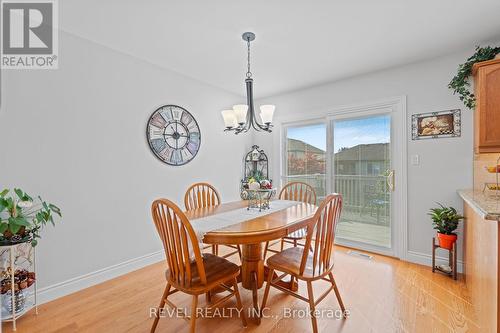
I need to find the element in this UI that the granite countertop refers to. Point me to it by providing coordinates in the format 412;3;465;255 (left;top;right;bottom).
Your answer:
458;189;500;221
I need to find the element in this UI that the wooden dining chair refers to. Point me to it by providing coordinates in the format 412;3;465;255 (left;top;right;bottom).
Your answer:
150;198;247;333
184;182;241;259
263;182;317;258
260;194;346;333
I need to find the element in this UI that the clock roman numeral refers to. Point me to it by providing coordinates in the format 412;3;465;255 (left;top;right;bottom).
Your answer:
149;126;164;140
172;107;181;121
171;150;183;164
150;113;166;128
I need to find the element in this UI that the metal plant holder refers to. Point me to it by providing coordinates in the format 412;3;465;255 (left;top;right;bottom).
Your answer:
240;145;271;200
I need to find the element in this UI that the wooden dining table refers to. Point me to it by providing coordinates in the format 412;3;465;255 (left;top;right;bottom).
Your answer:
185;200;318;322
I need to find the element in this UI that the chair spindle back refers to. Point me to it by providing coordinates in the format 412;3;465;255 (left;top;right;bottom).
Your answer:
184;183;221;211
301;194;342;277
151;198;206;287
279;182;317;205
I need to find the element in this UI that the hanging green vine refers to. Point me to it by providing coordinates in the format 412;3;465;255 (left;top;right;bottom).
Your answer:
448;45;500;109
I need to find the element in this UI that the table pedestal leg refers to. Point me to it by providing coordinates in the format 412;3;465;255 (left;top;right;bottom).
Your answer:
240;243;264;323
239;242;300;324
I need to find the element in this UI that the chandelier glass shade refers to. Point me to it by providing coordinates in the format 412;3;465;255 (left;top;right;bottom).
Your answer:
221;32;275;134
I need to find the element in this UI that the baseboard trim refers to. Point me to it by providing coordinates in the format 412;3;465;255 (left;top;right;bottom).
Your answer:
37;250;164;305
406;250;463;273
36;248;462;306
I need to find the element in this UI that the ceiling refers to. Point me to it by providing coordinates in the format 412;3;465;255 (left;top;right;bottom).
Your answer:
60;0;500;97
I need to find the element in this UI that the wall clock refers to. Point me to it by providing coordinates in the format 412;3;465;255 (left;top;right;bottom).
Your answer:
146;105;201;166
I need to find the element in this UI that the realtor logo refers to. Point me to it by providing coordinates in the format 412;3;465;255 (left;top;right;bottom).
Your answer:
1;0;58;69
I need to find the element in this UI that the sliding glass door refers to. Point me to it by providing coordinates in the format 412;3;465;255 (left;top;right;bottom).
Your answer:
332;114;392;251
282;101;404;257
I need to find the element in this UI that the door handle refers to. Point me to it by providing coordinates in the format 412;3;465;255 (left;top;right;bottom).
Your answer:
387;170;395;192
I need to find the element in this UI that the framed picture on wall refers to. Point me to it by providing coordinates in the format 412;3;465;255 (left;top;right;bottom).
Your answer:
411;109;461;140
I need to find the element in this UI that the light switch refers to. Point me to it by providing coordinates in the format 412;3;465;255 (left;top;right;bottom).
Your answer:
411;154;420;165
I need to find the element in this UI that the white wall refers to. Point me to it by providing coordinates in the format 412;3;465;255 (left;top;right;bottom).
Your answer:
254;46;485;267
0;32;249;301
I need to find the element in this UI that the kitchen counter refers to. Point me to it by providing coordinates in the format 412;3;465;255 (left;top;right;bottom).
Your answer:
459;189;499;332
458;189;500;221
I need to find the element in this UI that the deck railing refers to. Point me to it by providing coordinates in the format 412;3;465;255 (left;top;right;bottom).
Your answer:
282;174;390;225
281;174;327;201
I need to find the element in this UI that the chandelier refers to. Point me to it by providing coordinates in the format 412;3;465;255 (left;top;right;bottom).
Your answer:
221;32;275;134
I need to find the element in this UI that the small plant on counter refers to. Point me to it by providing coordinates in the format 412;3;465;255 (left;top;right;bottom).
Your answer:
448;45;500;109
428;203;463;250
0;188;61;247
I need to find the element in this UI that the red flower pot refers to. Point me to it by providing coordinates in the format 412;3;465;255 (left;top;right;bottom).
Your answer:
437;233;457;250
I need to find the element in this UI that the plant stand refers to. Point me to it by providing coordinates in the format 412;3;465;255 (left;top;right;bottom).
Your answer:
0;242;38;331
432;237;457;280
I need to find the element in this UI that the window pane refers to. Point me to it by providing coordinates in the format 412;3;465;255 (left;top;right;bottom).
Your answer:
333;115;391;248
284;124;326;204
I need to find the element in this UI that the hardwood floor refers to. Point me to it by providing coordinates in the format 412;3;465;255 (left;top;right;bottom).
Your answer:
3;245;479;333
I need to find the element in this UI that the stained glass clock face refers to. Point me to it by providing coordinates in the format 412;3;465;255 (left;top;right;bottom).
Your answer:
147;105;201;166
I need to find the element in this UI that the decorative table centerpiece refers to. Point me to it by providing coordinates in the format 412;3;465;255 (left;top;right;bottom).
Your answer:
246;180;276;212
239;145;276;211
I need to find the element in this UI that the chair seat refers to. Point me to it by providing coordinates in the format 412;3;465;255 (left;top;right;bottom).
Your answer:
284;228;307;240
267;247;332;280
166;253;240;293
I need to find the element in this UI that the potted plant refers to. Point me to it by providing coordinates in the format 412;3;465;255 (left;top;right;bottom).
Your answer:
428;203;463;250
448;45;500;109
0;188;62;247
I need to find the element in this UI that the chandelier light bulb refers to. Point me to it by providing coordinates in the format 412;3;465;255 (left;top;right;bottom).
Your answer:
221;110;237;128
232;104;248;124
259;105;275;124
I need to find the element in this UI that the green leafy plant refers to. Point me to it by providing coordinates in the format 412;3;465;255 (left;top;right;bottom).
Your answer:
247;170;263;183
448;45;500;109
0;188;61;246
428;203;463;235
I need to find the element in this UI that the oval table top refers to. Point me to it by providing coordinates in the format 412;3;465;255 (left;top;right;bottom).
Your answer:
184;200;318;245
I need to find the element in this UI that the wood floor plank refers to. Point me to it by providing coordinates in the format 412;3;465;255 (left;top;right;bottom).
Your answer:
2;246;479;333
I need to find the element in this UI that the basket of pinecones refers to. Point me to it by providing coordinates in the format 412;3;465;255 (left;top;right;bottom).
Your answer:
1;269;36;313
